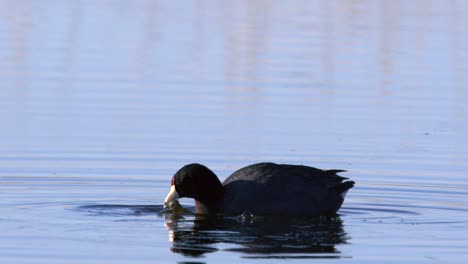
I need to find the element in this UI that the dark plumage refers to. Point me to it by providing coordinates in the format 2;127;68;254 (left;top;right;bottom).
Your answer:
164;162;354;216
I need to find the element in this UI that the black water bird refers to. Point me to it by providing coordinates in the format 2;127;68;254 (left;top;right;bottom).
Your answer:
164;162;354;216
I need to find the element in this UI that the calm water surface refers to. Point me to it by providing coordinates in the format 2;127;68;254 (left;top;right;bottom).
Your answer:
1;1;468;263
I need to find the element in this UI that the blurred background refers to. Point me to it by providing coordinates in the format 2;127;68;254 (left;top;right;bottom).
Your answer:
0;0;467;263
1;1;466;168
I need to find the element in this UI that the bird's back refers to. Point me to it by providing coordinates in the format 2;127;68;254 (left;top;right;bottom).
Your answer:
221;162;353;216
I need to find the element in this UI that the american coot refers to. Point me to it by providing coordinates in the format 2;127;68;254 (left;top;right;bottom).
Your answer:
164;162;355;216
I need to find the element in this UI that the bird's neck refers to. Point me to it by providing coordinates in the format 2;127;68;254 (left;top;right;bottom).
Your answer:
194;189;224;215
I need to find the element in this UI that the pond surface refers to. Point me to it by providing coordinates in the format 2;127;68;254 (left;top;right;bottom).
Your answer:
1;1;468;263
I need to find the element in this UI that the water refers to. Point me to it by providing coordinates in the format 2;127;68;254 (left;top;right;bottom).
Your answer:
1;0;468;263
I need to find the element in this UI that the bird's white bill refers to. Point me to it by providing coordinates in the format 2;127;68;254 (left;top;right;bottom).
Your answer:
164;185;179;206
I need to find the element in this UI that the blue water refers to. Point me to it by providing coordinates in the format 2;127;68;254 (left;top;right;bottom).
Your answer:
1;1;468;263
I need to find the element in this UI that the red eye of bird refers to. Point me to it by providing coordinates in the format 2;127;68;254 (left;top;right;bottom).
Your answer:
171;176;175;186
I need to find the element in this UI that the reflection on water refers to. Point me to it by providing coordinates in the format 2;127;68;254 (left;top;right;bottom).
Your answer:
165;215;347;258
1;1;467;157
78;203;348;258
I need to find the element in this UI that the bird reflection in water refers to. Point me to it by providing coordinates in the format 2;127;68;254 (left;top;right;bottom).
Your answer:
163;201;349;258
